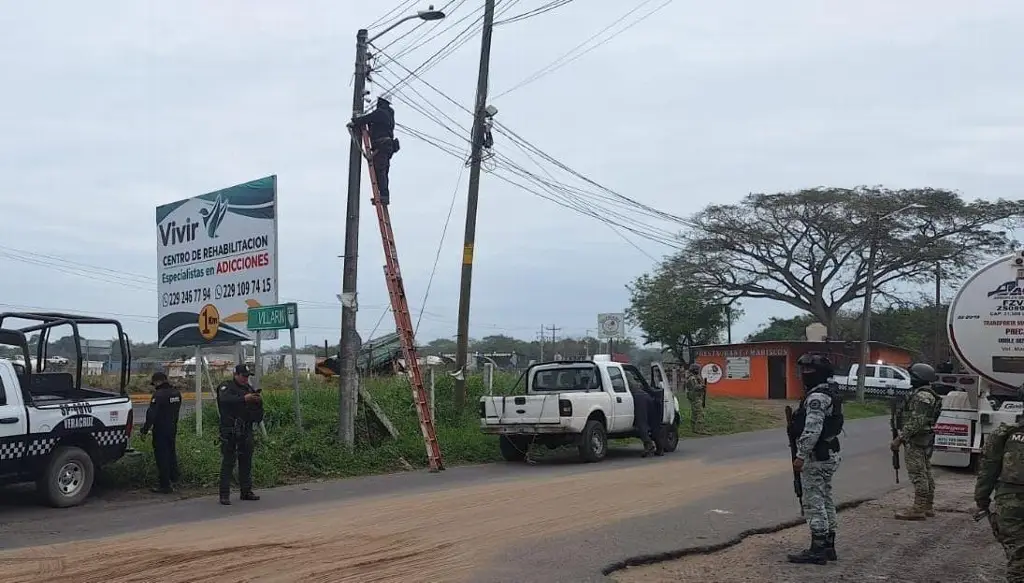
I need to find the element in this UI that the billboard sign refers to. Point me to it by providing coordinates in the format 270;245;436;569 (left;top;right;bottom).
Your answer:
156;176;279;347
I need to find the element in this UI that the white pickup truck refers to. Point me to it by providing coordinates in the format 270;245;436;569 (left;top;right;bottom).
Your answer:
479;356;681;463
0;312;135;507
830;363;913;397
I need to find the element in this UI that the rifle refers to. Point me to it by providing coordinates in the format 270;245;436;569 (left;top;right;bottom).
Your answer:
784;405;804;515
889;397;902;484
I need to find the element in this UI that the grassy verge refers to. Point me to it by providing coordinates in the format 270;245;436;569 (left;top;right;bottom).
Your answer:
101;373;889;491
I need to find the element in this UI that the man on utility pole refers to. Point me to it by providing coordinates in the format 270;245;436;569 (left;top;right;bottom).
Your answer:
453;0;496;412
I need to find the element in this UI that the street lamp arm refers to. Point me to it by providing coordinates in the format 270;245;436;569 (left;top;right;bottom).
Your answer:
369;10;446;43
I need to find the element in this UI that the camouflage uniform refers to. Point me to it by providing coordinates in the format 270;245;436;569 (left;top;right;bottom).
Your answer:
684;371;708;434
894;385;941;520
976;421;1024;582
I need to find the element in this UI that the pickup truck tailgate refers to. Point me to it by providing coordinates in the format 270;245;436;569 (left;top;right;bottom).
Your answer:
481;395;561;424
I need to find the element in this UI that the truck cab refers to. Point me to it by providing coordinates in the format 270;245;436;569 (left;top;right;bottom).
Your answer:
0;312;135;507
479;356;681;463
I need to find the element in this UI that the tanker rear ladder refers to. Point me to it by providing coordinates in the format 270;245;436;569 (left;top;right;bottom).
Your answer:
358;129;445;473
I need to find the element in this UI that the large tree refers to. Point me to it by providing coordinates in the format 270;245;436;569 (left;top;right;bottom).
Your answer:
673;187;1023;335
626;264;734;362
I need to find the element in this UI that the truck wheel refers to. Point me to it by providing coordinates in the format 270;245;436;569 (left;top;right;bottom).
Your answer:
579;420;608;463
658;419;680;453
39;445;95;508
499;435;528;462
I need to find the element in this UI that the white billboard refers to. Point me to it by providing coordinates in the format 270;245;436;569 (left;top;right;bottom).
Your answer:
156;176;279;347
597;313;625;339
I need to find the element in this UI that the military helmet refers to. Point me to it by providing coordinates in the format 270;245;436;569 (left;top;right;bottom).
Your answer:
688;363;701;374
908;363;937;386
796;352;834;376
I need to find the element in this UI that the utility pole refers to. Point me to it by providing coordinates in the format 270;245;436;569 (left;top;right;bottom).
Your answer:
546;324;561;346
538;326;545;362
453;0;496;412
337;28;369;446
934;262;942;363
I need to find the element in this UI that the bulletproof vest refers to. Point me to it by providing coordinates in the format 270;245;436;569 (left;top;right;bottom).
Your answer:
788;385;844;461
998;427;1024;485
904;386;943;429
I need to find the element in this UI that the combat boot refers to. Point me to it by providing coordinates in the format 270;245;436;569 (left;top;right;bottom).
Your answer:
786;533;828;565
923;492;936;517
894;504;927;521
824;531;837;561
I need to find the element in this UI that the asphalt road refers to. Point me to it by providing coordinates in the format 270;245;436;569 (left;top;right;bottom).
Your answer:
0;416;904;582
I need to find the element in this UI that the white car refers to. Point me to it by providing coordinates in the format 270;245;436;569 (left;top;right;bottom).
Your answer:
479;356;681;463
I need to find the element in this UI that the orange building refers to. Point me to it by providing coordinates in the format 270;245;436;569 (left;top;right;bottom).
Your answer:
693;341;915;400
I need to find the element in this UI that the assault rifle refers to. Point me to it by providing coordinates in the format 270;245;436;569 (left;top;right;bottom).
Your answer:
889;397;902;484
784;405;804;516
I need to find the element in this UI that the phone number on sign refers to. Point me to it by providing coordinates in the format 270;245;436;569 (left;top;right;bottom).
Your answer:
162;288;212;308
215;278;274;300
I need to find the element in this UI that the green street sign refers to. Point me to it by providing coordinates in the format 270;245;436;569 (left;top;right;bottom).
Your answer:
247;302;299;331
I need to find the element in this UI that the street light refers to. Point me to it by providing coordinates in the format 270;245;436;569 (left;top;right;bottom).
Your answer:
854;202;927;402
338;7;448;446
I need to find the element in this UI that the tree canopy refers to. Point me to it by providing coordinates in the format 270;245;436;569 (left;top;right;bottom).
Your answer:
667;187;1022;335
626;265;736;362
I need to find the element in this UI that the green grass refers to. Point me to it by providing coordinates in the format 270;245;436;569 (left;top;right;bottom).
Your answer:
100;373;889;491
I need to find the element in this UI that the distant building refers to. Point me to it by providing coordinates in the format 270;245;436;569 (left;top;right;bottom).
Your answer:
693;340;914;400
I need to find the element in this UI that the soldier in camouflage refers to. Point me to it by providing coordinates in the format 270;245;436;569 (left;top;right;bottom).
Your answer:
786;352;844;565
684;363;709;435
975;388;1024;582
891;363;942;520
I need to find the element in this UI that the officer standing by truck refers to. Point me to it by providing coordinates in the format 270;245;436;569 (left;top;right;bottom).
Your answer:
890;363;943;520
683;363;709;435
139;371;182;494
975;387;1024;580
217;364;262;505
786;352;843;565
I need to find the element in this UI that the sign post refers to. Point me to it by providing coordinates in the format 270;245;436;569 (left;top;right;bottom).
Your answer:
248;302;303;431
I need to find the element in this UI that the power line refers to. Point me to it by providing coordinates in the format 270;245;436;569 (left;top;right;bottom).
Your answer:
493;0;673;99
367;0;420;30
495;0;575;25
416;161;467;336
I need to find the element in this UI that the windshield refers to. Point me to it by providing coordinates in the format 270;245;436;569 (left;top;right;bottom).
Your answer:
531;364;602;392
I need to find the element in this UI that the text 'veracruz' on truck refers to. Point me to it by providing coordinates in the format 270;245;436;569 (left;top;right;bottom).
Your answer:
931;251;1024;469
479;356;681;463
0;312;135;507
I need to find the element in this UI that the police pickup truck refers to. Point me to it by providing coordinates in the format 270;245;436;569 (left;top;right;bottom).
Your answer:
0;312;135;507
479;356;681;463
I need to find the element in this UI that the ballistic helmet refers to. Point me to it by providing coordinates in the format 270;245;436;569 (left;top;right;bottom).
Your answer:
908;363;937;388
796;352;834;389
689;363;701;374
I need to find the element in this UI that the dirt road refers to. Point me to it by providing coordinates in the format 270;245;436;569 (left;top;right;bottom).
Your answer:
0;456;783;583
613;470;1005;583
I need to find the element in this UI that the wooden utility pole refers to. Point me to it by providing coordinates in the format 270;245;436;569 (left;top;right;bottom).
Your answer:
934;262;942;363
453;0;496;411
338;28;369;446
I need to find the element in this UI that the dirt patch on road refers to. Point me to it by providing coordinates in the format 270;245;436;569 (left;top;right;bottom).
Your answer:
613;470;1005;583
0;457;782;583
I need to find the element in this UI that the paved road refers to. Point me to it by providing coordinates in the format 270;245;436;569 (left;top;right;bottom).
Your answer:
0;417;902;582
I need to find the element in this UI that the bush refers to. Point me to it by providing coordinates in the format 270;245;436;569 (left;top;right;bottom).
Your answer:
103;371;519;490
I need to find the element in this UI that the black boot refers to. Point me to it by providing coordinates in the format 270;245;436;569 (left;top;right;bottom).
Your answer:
824;531;837;560
219;493;231;506
787;533;828;565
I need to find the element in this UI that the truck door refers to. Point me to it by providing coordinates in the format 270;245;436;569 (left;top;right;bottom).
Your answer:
0;366;28;474
649;362;672;423
604;365;633;432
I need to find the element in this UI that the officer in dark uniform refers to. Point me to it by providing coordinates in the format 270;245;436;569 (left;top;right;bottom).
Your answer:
348;95;397;205
140;371;182;494
216;364;262;505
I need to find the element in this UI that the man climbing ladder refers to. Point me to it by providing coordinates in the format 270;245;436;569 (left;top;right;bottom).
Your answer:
357;128;444;472
348;95;398;205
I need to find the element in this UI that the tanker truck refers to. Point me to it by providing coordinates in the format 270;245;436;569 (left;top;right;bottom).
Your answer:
932;250;1024;469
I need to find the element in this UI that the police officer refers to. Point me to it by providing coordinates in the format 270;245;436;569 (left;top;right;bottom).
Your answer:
787;352;843;565
217;364;262;505
891;363;942;520
975;387;1024;579
684;363;709;435
348;95;397;205
139;371;182;494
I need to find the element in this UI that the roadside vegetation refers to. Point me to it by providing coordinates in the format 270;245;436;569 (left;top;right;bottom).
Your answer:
100;371;888;492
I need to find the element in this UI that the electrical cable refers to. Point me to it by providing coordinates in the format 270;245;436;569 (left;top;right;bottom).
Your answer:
415;162;467;336
493;0;673;99
367;0;420;30
495;0;575;26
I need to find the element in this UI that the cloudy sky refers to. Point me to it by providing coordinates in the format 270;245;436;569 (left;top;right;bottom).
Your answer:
1;0;1022;349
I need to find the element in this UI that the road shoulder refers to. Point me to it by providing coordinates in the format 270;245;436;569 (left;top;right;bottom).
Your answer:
611;470;1004;582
